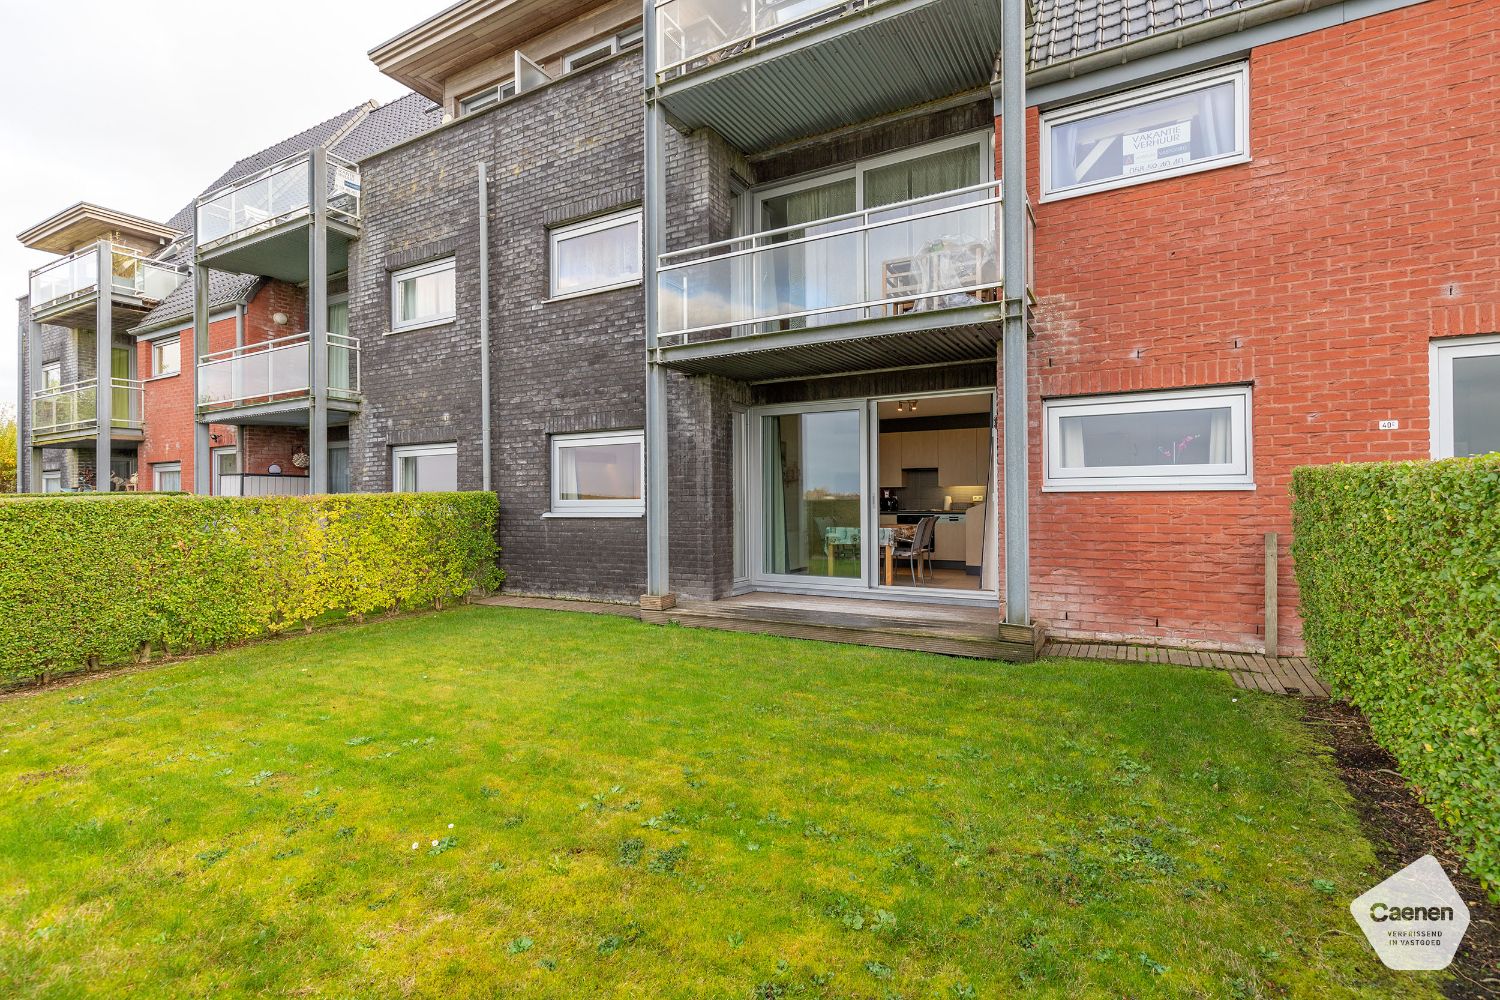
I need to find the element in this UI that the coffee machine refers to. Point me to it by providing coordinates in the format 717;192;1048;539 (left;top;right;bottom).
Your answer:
879;488;900;513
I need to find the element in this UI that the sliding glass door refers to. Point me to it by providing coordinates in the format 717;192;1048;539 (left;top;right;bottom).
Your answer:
755;403;867;589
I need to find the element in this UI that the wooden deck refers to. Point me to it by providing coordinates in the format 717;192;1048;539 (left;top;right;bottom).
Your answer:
642;592;1043;661
1043;640;1329;698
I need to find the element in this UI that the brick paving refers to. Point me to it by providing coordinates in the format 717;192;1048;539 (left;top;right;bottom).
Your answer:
1044;641;1328;698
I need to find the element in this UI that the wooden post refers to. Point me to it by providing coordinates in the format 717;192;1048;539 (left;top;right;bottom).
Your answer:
1264;532;1279;658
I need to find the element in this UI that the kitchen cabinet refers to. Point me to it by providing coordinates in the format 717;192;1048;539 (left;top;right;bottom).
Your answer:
938;428;982;486
877;432;904;487
934;516;966;562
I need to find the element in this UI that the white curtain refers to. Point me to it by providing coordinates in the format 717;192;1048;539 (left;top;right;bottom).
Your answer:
1208;408;1232;463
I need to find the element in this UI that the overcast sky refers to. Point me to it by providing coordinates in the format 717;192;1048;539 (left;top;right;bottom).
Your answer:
0;0;429;413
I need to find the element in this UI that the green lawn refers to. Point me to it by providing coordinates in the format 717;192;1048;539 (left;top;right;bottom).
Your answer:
0;607;1436;998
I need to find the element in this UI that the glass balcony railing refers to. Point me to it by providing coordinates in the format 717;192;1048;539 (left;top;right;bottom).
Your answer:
657;181;1023;343
31;378;144;437
28;246;184;314
195;153;362;250
655;0;869;81
197;333;361;411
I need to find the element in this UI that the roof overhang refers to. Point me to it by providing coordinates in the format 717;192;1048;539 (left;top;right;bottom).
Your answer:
369;0;605;100
18;203;180;255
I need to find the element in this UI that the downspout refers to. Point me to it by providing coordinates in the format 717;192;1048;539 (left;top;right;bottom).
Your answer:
478;162;493;492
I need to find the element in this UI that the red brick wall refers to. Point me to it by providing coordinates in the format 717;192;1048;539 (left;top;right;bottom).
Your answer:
1000;0;1500;653
136;280;311;492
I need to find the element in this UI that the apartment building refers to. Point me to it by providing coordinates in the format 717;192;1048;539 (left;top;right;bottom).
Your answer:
18;0;1498;659
15;97;440;497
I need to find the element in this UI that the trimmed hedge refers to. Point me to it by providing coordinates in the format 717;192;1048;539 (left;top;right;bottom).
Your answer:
0;492;502;685
1292;456;1499;898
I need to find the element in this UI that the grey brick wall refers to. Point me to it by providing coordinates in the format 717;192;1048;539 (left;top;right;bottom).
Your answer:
353;52;744;601
15;302;86;492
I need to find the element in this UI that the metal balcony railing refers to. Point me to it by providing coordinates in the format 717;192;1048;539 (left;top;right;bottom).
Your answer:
31;378;144;437
657;181;1030;343
196;332;361;411
28;245;184;314
195;152;362;251
655;0;870;81
216;473;310;497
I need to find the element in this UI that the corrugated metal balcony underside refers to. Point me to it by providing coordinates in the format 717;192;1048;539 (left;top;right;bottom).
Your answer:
657;0;1001;152
654;304;1002;381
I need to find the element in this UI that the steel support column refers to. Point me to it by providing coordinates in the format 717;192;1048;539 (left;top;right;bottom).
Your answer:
643;2;671;599
1000;0;1030;625
308;147;330;494
93;241;113;492
192;264;212;494
22;312;40;493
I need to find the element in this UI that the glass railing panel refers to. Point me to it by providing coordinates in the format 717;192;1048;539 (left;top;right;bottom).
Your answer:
141;260;185;300
197;334;358;409
31;381;97;434
197;158;312;246
656;0;859;77
658;182;1001;339
29;251;99;309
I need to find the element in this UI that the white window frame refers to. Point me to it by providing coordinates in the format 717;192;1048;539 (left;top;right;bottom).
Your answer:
459;80;515;116
392;443;458;493
41;470;63;493
150;336;181;377
564;38;617;72
1431;334;1500;459
548;209;643;300
40;362;61;390
1043;385;1254;492
153;462;182;493
389;257;456;333
547;430;645;518
1040;63;1251;202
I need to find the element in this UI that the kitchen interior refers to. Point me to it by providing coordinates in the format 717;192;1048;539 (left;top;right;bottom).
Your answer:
877;392;994;592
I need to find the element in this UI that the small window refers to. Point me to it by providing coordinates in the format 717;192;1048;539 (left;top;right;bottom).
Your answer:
153;462;182;493
550;431;644;516
564;39;617;72
1432;336;1500;459
41;470;63;493
41;362;61;390
1041;63;1249;201
549;210;642;299
390;258;456;332
393;443;458;493
459;81;515;116
151;337;181;377
1043;386;1253;491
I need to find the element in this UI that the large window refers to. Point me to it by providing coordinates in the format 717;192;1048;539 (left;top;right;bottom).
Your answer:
393;444;458;493
41;470;62;493
1432;336;1500;458
151;336;181;377
549;210;642;299
1043;386;1253;491
549;431;644;516
153;462;182;493
1041;63;1249;201
390;258;456;332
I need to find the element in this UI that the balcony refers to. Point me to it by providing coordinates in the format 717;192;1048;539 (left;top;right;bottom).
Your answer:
651;0;1002;151
655;181;1030;379
194;153;361;282
196;333;361;424
30;378;145;446
28;245;184;329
